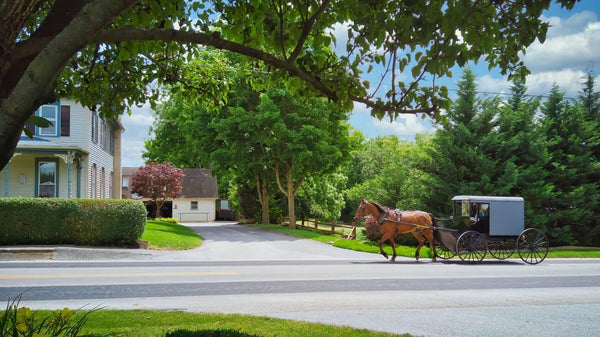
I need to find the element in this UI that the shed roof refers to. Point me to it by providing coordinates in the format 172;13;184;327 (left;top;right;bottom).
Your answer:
180;168;218;199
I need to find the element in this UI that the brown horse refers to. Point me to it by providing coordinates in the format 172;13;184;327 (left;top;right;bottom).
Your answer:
354;198;438;262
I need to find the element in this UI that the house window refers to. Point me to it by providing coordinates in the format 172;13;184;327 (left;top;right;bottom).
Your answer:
38;105;58;136
91;164;97;198
99;119;105;149
191;201;198;210
100;167;105;198
91;111;98;143
36;159;58;197
102;120;108;150
108;128;114;155
109;171;113;199
122;176;129;189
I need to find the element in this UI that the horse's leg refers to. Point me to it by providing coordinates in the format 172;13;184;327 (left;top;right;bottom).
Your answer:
378;233;392;260
411;232;425;261
390;235;397;262
424;230;438;262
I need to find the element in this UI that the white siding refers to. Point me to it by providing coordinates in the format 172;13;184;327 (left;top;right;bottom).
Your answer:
173;198;216;222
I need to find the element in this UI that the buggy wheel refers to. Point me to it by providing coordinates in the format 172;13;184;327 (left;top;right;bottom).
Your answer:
517;228;549;265
488;238;516;260
436;242;456;260
457;231;487;262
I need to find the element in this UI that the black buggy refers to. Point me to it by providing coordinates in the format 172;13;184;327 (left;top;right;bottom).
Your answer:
434;196;549;264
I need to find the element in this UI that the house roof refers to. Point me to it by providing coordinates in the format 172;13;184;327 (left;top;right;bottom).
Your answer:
121;167;218;199
121;166;140;176
180;168;218;199
16;136;88;155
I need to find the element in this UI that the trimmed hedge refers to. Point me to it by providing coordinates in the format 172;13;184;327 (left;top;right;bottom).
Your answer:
0;198;146;246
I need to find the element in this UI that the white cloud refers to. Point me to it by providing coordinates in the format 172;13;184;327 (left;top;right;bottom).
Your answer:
471;10;600;100
349;103;432;140
370;115;431;139
121;102;155;167
476;74;511;96
121;140;147;167
524;11;600;72
543;11;598;38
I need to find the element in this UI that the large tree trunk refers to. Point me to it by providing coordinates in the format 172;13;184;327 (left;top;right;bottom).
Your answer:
274;162;304;230
286;172;296;230
155;199;164;218
0;0;137;169
256;175;270;225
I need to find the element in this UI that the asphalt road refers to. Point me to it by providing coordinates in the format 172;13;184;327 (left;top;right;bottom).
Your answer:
1;222;599;337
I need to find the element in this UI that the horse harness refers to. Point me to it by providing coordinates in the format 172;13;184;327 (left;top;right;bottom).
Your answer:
376;209;431;235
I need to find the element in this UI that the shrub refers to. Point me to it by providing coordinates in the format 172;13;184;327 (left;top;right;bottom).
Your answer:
0;198;146;246
155;217;179;223
164;329;261;337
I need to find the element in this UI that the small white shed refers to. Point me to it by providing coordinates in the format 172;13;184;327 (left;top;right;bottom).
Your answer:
172;168;218;222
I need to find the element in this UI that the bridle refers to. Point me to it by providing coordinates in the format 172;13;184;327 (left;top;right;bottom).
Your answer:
354;201;368;223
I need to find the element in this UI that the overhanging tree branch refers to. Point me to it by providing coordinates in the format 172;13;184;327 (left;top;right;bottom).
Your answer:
287;0;331;62
93;27;339;101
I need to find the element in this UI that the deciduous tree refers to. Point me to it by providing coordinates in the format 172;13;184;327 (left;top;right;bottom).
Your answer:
130;162;184;218
0;0;581;169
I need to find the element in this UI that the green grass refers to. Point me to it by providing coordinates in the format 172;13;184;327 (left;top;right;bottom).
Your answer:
332;239;434;258
548;249;600;258
75;310;410;337
248;224;600;259
141;220;202;250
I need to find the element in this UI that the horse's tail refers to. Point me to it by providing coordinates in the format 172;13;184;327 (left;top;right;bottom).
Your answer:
429;213;438;228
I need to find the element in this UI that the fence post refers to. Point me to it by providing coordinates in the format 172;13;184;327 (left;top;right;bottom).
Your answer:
315;218;318;229
331;220;336;234
301;215;305;228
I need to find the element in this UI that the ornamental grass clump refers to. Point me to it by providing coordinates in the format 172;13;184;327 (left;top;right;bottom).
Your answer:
0;295;101;337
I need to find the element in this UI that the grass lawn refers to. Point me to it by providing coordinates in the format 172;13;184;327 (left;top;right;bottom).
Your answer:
75;310;409;337
141;220;202;250
248;223;600;259
547;249;600;258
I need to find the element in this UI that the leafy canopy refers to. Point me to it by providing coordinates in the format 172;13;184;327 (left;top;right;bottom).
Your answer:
0;0;582;169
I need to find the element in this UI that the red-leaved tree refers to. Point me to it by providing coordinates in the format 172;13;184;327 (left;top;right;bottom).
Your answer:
130;162;184;218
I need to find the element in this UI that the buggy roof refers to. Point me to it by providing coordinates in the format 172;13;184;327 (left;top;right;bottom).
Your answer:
451;195;524;203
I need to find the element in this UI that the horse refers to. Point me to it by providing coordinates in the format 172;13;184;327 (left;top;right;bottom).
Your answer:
354;198;438;262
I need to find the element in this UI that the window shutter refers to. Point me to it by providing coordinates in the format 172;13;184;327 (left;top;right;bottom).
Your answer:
60;105;70;136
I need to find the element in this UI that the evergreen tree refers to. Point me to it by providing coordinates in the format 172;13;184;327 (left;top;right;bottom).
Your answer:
579;71;600;122
495;79;551;230
541;84;599;245
426;69;499;216
577;72;600;244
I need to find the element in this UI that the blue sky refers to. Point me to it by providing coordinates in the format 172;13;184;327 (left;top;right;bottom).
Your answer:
121;1;600;167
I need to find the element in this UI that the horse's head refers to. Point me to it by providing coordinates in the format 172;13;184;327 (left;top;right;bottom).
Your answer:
354;198;368;223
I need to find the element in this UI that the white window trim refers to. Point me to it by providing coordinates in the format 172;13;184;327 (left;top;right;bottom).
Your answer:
38;105;58;136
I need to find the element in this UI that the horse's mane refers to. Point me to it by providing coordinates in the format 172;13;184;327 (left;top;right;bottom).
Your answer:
369;200;389;214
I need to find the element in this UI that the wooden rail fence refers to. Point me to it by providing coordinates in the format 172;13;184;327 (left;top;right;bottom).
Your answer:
284;216;357;240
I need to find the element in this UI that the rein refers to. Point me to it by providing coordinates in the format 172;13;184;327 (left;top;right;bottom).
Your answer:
360;200;432;230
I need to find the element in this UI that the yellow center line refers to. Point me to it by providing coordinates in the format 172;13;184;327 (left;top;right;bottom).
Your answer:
0;271;238;279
